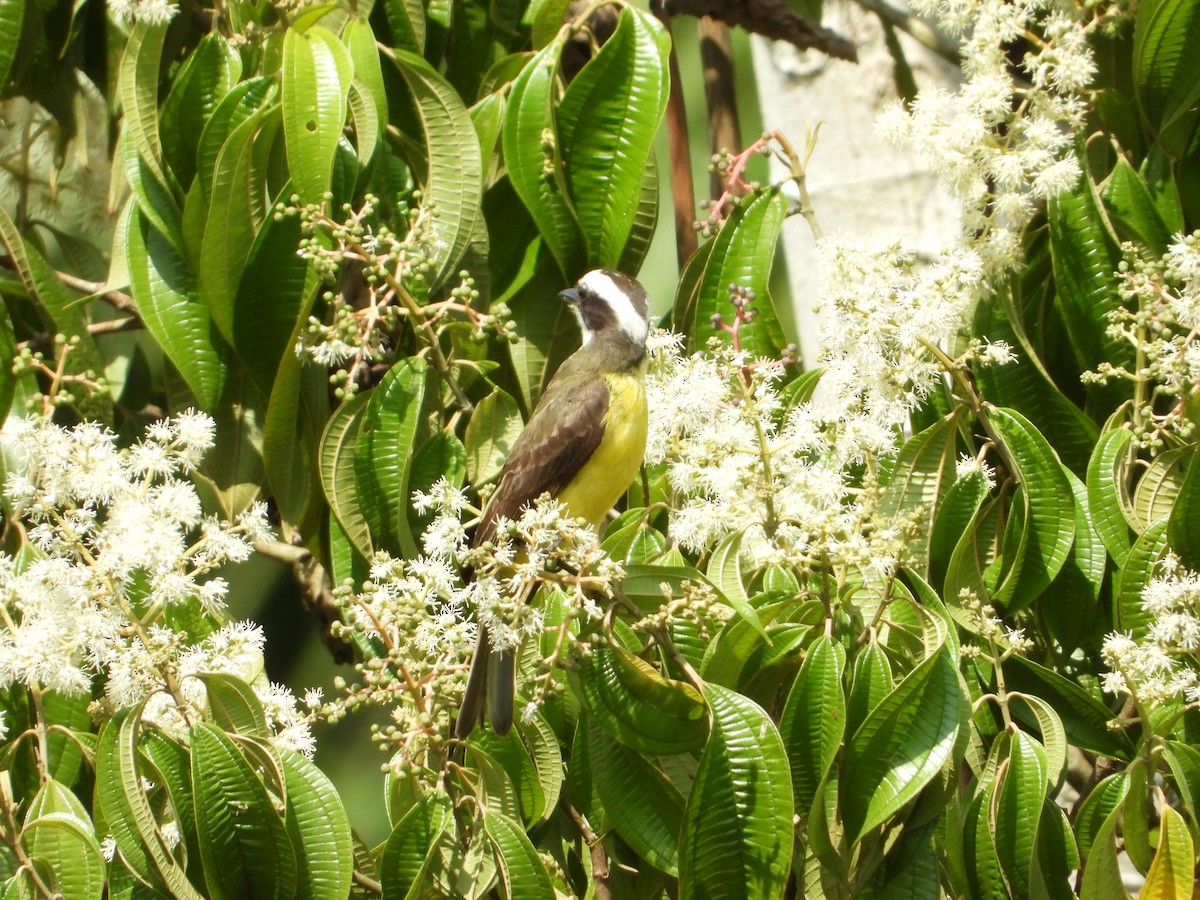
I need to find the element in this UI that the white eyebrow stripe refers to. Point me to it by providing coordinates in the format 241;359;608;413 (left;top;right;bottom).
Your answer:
578;271;648;345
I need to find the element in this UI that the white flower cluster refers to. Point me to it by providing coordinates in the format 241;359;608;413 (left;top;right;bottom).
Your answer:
816;240;991;428
645;332;918;578
815;0;1097;428
1102;555;1200;707
334;483;624;737
108;0;178;24
877;0;1094;268
0;414;310;753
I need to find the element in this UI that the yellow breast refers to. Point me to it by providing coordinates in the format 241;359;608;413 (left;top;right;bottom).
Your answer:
556;370;648;530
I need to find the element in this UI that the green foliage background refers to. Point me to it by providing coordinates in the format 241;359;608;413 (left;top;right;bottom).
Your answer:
1;0;1200;896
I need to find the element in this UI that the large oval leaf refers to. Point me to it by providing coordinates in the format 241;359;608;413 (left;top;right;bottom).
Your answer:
840;643;966;843
556;7;668;268
502;42;583;277
354;357;428;558
282;24;354;205
678;685;793;900
189;723;297;900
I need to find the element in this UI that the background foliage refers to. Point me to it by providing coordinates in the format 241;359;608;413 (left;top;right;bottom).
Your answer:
1;0;1200;896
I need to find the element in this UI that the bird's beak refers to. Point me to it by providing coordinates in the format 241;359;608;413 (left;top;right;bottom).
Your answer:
559;287;581;305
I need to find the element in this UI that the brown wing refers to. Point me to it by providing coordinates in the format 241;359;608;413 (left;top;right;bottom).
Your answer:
472;373;609;547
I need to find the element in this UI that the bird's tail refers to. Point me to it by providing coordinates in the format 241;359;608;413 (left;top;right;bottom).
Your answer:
455;625;515;739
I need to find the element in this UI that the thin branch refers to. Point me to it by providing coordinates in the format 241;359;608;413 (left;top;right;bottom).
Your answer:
53;271;139;316
852;0;961;65
89;317;143;336
561;800;612;900
254;537;354;664
665;0;858;62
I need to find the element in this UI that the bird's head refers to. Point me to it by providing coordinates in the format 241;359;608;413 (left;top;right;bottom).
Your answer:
559;269;650;350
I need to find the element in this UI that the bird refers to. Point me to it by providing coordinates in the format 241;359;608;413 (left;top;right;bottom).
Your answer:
455;268;651;739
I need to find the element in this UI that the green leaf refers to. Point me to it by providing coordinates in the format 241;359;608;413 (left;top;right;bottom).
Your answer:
1075;773;1128;863
381;0;425;54
199;103;282;345
0;0;24;90
1163;741;1200;835
281;749;354;900
354;357;427;557
556;8;668;268
197;78;277;202
1079;806;1127;900
1140;801;1195;899
470;729;543;826
282;25;353;205
319;393;374;557
1133;0;1200;156
503;42;584;277
691;188;790;359
190;722;297;900
344;19;388;147
231;200;314;396
127;206;228;411
1115;516;1171;638
1002;656;1133;760
94;707;204;899
380;792;453;900
988;407;1076;612
1087;427;1135;564
840;645;966;843
22;814;105;900
160;35;241;189
1103;156;1173;253
993;731;1050;898
194;673;268;736
582;717;684;876
1134;446;1190;529
483;810;555;900
778;634;845;814
0;207;110;421
1168;450;1200;568
880;415;958;571
930;469;989;591
972;293;1098;475
845;639;893;736
570;642;708;755
514;710;563;825
263;316;328;531
678;685;793;900
1047;179;1132;407
387;49;485;290
465;386;523;486
705;530;767;637
121;21;171;186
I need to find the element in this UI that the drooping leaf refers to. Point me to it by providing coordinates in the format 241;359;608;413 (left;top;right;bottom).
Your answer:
690;188;790;359
281;749;354;900
582;717;684;876
503;42;584;277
